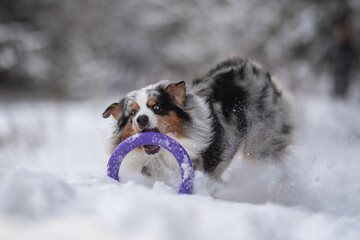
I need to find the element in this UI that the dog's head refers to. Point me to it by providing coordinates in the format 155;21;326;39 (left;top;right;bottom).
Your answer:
103;80;190;155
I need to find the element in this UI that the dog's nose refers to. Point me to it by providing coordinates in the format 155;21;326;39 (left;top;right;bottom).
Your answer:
136;115;149;128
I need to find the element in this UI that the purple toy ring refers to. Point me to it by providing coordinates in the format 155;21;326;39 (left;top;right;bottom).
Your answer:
107;132;194;194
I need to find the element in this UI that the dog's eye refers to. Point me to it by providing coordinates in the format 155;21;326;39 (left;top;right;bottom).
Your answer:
151;103;163;114
129;110;137;116
153;104;160;111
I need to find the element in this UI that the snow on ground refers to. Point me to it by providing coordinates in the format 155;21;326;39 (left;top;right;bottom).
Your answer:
0;94;360;240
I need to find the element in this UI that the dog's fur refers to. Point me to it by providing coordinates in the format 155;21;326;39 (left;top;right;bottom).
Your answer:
103;58;293;180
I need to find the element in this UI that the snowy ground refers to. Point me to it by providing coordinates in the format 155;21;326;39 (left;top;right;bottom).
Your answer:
1;94;360;240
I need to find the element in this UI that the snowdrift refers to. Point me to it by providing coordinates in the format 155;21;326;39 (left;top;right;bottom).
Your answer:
1;95;360;240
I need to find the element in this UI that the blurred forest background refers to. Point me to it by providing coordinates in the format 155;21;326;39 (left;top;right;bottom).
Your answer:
0;0;359;100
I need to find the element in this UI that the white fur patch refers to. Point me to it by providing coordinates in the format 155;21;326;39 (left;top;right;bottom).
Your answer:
135;89;157;129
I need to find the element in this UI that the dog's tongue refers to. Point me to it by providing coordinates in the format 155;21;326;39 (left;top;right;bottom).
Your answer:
141;128;161;154
144;145;161;155
145;145;157;151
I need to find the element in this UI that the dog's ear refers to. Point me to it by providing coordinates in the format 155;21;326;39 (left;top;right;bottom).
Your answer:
102;102;123;121
165;81;186;106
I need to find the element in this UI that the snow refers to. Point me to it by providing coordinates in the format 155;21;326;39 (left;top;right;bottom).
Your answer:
181;161;192;183
1;95;360;240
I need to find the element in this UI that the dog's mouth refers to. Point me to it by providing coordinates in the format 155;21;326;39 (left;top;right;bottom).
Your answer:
141;128;161;155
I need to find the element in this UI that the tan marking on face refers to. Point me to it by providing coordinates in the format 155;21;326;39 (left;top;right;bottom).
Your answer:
112;113;140;151
157;111;184;137
147;98;156;107
121;118;141;141
130;102;140;111
120;122;135;142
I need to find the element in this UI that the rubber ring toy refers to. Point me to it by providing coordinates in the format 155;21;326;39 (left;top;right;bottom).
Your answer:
107;132;194;194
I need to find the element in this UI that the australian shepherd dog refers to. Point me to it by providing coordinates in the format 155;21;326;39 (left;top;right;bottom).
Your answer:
103;58;293;182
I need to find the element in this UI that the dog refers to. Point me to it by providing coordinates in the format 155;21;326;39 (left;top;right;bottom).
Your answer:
103;58;293;181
